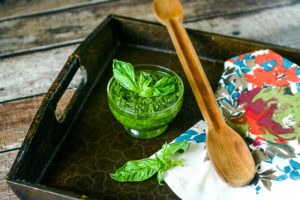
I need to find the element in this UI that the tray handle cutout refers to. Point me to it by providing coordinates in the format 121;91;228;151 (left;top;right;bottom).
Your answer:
44;54;87;123
55;61;87;122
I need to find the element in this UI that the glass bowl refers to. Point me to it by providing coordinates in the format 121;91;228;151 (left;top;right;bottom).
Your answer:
107;64;184;139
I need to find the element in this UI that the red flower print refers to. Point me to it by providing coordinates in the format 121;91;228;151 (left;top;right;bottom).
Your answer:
245;51;300;87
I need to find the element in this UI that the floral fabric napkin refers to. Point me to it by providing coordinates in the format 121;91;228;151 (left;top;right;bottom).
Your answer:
164;50;300;200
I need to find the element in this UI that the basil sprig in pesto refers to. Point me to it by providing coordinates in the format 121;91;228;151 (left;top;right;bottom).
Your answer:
110;140;189;185
113;59;176;97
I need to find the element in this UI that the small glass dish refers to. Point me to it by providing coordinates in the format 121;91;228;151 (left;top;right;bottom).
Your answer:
107;64;184;139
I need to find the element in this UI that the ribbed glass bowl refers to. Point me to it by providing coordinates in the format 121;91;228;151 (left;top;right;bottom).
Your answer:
107;64;184;139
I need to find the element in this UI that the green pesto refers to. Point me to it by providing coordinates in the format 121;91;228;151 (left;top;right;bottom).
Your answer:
107;69;184;138
110;70;182;113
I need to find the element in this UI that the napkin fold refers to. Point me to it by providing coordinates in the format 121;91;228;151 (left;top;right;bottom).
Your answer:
164;50;300;200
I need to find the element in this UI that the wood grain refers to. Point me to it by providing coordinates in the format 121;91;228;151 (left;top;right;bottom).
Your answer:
185;3;300;48
1;2;300;102
0;0;115;21
0;150;18;200
0;89;76;151
0;0;297;55
0;45;79;102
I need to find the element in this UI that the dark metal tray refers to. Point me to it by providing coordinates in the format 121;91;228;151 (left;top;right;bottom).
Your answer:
7;15;300;200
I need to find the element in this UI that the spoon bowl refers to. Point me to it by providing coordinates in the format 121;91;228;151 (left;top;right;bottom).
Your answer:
206;125;256;186
153;0;183;24
153;0;256;186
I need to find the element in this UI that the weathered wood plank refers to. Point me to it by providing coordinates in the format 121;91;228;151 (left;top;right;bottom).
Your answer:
185;3;300;48
0;45;79;102
0;0;296;55
0;150;18;200
0;0;115;21
0;89;76;151
0;0;291;21
1;4;300;102
0;1;299;101
0;45;80;153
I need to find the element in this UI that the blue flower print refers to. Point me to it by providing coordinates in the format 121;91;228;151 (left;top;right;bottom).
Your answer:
274;159;300;181
175;130;206;143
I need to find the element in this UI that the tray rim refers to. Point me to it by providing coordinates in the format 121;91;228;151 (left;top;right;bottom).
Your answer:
112;15;300;56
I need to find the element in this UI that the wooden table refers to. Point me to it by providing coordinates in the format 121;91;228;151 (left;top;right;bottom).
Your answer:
1;0;299;199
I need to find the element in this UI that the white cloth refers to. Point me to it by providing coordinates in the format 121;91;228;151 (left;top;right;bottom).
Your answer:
164;121;300;200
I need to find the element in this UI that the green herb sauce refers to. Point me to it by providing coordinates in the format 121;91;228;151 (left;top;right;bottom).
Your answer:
110;70;183;113
108;59;184;138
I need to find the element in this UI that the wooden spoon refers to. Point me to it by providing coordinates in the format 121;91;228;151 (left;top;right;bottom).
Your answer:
153;0;256;186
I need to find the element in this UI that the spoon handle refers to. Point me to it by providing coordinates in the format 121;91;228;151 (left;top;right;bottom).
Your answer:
166;18;224;130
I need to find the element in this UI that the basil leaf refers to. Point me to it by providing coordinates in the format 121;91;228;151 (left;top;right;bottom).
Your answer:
110;140;189;185
157;146;185;169
151;86;175;96
154;76;174;88
113;59;138;92
110;158;159;182
138;87;154;97
139;77;176;97
155;153;168;170
164;157;184;168
138;71;152;90
160;142;168;156
157;170;165;186
137;72;156;97
112;59;177;97
151;76;176;96
163;139;189;157
155;153;181;186
155;141;187;186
